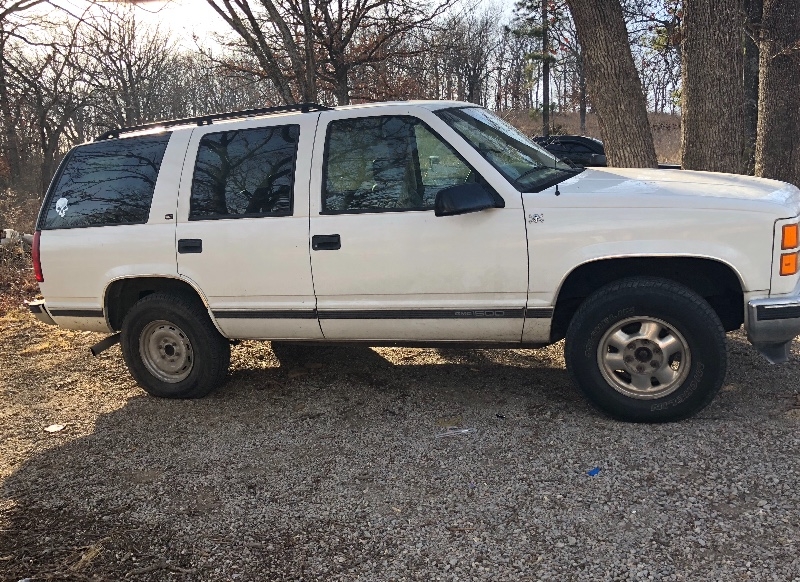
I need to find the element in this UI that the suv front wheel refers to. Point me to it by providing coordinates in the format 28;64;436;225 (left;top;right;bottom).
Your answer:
120;292;231;398
565;277;727;422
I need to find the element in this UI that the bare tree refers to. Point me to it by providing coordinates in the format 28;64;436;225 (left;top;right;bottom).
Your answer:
0;0;49;187
83;8;181;129
510;0;561;136
5;18;94;192
205;0;453;105
755;0;800;186
743;0;762;174
565;0;658;167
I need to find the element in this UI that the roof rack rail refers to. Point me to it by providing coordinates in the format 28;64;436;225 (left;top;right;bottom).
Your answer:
94;103;331;141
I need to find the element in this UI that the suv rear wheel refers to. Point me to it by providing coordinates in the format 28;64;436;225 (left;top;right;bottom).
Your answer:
120;292;230;398
564;277;727;422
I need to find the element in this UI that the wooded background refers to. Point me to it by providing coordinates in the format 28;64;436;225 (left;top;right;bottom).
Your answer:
0;0;798;205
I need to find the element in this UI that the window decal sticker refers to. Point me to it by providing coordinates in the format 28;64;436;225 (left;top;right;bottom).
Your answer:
55;197;69;217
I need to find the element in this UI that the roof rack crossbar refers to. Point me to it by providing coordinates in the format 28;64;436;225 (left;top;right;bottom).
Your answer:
94;103;331;141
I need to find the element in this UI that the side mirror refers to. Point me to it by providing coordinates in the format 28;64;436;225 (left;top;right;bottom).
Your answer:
589;153;607;166
434;183;505;217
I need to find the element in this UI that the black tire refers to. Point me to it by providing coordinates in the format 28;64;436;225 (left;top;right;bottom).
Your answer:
564;277;727;422
120;292;230;398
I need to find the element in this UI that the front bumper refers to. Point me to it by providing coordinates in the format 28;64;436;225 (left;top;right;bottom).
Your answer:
746;293;800;363
28;300;57;326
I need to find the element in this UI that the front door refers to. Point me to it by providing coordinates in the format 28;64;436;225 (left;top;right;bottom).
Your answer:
308;108;528;342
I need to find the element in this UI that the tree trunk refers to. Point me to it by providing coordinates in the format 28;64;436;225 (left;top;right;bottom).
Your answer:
541;0;550;137
755;0;800;187
743;0;762;174
565;0;657;167
0;34;21;185
333;63;350;105
681;0;747;173
578;51;587;134
300;0;317;102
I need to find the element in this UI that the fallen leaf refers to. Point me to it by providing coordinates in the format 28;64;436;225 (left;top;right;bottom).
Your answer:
44;424;65;433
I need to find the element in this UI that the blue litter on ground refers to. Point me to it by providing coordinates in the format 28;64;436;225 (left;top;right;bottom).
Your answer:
587;467;601;476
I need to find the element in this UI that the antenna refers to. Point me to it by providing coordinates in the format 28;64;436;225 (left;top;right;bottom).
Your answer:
554;136;561;196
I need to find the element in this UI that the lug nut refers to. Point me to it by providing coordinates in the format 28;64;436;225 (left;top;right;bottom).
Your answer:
624;356;634;363
636;365;645;373
653;347;662;354
650;360;659;368
627;342;637;350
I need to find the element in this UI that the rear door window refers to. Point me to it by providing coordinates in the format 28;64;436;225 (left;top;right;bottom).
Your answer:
39;133;170;230
189;125;299;220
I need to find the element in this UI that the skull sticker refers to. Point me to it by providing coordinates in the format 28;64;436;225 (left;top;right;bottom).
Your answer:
55;197;69;217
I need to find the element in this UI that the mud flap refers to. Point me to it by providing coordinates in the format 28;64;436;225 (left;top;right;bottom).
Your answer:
754;341;791;364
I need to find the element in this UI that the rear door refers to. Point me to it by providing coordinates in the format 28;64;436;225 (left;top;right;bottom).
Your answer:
175;114;322;340
308;107;529;342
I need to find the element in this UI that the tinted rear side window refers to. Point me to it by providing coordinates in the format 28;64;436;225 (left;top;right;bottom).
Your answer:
40;133;170;230
190;124;299;220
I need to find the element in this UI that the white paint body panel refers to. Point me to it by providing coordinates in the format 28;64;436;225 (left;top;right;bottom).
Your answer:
520;168;800;342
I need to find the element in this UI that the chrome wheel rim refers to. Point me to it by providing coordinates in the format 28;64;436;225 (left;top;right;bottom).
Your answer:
139;320;194;383
597;316;691;400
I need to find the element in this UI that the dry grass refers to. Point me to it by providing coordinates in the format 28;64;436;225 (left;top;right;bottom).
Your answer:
0;189;41;315
502;110;682;164
0;188;41;233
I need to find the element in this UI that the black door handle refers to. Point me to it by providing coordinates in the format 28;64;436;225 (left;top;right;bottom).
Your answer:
178;239;203;254
312;234;341;251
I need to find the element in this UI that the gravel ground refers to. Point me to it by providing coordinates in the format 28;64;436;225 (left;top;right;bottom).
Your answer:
1;308;799;582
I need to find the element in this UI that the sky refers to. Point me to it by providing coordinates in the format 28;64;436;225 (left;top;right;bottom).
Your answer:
46;0;502;47
50;0;228;45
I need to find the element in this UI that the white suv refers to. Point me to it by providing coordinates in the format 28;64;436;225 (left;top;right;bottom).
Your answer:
29;101;800;422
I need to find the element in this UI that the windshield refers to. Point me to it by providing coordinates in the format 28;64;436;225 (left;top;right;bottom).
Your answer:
435;107;581;192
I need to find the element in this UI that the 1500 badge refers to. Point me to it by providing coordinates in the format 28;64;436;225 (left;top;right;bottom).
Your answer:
454;311;506;317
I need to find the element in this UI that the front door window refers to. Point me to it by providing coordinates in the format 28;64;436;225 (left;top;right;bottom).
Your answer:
322;115;478;213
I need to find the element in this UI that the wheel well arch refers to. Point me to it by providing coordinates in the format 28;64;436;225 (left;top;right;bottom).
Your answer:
104;276;209;332
550;257;745;342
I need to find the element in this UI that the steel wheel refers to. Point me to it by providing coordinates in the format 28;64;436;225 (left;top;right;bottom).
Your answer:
597;316;691;400
139;320;194;383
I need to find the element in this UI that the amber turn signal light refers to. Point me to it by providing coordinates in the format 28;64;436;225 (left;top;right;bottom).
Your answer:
780;251;799;276
782;224;799;249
